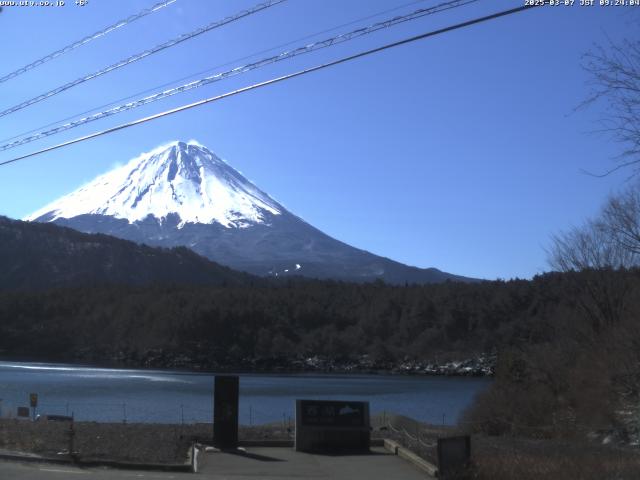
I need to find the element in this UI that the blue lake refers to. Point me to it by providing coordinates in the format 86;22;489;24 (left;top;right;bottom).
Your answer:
0;361;490;425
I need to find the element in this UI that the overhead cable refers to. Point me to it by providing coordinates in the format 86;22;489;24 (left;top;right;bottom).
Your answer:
0;0;286;118
0;2;543;168
0;0;477;152
0;0;179;84
0;0;432;146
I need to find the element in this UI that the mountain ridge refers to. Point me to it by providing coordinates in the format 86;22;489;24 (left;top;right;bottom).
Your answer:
0;215;254;290
28;140;477;284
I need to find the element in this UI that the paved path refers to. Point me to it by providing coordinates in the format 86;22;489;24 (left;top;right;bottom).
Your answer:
198;446;428;479
0;447;430;479
0;461;186;480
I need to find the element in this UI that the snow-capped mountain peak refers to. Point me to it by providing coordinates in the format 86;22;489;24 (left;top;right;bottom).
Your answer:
24;139;473;284
26;140;283;228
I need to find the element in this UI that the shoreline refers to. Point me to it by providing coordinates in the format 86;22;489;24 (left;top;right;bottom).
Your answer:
0;353;495;377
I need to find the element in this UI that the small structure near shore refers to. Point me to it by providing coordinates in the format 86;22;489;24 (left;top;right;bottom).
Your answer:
295;399;370;453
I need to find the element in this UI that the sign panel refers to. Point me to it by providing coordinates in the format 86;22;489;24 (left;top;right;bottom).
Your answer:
299;400;366;427
213;375;239;449
295;399;370;453
29;393;38;408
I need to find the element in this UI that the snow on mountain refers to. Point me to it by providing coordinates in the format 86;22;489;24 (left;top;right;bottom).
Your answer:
25;140;282;228
25;139;476;284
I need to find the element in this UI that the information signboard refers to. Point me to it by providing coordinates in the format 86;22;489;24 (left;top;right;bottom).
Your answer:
299;400;366;427
295;399;370;453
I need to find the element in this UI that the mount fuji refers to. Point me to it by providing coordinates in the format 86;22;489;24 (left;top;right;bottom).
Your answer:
27;140;472;284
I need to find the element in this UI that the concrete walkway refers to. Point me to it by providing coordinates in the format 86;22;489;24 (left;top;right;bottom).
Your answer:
0;461;185;479
0;446;431;479
197;446;429;479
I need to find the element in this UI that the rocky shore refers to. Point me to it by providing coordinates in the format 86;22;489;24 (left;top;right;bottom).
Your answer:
95;351;496;377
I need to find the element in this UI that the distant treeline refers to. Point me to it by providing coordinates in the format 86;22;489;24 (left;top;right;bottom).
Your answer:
0;270;631;370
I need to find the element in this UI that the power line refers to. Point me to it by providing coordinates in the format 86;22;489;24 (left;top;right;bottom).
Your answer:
0;0;286;119
0;2;542;168
0;0;478;152
0;0;432;146
0;0;179;84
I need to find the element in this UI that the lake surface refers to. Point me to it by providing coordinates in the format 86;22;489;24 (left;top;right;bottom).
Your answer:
0;361;491;425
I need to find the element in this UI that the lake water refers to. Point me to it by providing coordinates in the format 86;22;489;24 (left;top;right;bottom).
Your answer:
0;361;490;425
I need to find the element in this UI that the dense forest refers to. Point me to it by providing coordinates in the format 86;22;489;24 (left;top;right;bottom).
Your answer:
0;269;632;371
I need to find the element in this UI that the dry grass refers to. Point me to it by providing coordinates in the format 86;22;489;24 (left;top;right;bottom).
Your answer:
372;415;640;480
0;419;292;464
472;435;640;480
3;417;639;477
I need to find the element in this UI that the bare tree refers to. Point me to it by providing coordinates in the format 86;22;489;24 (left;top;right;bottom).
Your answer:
550;180;640;270
582;32;640;175
548;186;640;331
549;218;636;272
600;182;640;254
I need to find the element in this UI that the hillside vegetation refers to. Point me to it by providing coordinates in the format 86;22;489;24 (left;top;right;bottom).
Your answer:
0;216;253;290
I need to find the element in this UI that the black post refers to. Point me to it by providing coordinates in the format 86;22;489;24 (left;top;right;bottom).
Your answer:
213;375;239;449
437;435;471;479
68;420;76;463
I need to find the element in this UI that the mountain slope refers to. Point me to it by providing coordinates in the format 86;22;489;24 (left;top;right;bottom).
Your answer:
0;216;253;290
27;140;281;228
27;140;475;284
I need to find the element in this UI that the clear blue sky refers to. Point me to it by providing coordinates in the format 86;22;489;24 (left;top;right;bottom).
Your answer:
0;0;636;280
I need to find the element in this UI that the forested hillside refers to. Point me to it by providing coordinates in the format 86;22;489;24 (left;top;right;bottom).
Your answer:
1;269;634;374
0;216;254;290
